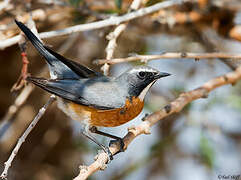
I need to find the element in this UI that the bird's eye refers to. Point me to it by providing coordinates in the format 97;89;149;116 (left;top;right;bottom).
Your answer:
153;72;158;76
138;71;146;79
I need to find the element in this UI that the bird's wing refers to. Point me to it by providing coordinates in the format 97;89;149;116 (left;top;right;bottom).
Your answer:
27;77;125;110
15;20;100;79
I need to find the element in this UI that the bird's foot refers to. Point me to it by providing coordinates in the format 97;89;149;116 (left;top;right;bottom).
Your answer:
109;138;125;155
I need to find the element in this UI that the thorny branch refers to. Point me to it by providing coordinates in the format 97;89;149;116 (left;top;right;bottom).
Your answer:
0;0;176;50
73;65;241;180
0;95;56;179
95;52;241;65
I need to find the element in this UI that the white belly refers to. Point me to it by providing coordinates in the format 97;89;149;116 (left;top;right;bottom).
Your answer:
56;98;90;126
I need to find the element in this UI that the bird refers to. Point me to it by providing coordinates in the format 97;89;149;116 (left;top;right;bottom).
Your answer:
15;20;171;160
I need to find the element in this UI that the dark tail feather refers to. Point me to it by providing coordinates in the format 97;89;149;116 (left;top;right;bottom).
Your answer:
26;76;48;87
26;76;78;103
15;20;54;66
26;76;59;96
15;20;100;79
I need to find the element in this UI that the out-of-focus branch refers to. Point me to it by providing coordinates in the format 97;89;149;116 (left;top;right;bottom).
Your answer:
0;15;39;140
0;0;13;13
0;0;176;50
74;65;241;180
95;52;241;65
102;0;142;75
230;25;241;42
0;95;56;179
0;85;34;136
200;28;240;70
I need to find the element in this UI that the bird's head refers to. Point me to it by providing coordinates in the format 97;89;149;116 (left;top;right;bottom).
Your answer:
117;66;171;101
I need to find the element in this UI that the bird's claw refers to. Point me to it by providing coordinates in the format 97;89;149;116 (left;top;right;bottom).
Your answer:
104;146;113;163
109;138;125;155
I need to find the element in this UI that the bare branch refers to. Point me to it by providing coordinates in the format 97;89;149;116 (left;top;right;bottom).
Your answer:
0;95;56;179
0;18;41;137
0;85;34;130
74;65;241;180
102;24;128;75
0;1;176;50
95;52;241;65
102;0;142;75
0;0;13;13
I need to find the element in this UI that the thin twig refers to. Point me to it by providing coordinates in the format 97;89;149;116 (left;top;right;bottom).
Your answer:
74;65;241;180
0;1;176;50
0;0;12;13
0;85;34;136
95;52;241;65
0;18;41;139
0;95;56;179
10;16;40;92
102;0;142;75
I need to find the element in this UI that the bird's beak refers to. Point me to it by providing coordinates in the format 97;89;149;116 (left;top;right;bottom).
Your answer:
155;72;171;79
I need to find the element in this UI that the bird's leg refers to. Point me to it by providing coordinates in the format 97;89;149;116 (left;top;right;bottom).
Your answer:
81;130;113;162
89;126;125;154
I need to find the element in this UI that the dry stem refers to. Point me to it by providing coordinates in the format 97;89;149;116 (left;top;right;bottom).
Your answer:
0;95;56;179
0;1;176;50
96;52;241;65
102;0;142;75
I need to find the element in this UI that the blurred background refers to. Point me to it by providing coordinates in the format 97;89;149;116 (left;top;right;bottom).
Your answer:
0;0;241;179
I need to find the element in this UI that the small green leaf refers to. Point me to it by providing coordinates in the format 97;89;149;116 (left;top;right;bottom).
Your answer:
227;95;241;111
199;135;215;169
69;0;82;7
145;0;163;7
115;0;122;10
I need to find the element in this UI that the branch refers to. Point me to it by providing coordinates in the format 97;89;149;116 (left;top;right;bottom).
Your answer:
0;18;41;137
0;0;13;13
102;0;142;75
74;65;241;180
95;52;241;65
0;85;34;133
0;0;176;50
0;95;56;179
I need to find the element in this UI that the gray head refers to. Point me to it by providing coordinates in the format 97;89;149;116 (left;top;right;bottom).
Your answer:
117;66;170;100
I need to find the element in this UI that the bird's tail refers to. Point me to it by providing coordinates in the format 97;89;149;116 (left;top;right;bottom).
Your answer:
15;20;100;79
15;20;54;66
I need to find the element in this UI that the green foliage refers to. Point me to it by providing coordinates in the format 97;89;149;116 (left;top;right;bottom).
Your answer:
115;0;123;10
69;0;82;7
150;134;175;156
98;9;120;14
199;135;215;169
145;0;163;6
110;158;148;180
227;95;241;111
71;11;88;24
172;85;185;95
73;138;90;151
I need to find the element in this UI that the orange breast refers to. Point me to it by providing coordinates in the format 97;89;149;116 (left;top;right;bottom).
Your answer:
68;97;144;127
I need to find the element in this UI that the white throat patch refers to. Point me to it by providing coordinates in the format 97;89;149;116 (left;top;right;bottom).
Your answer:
138;81;156;101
